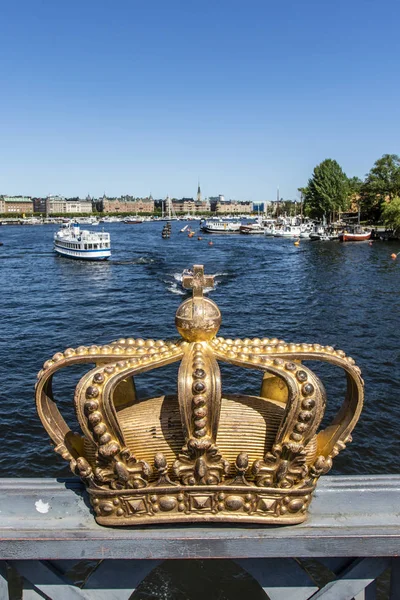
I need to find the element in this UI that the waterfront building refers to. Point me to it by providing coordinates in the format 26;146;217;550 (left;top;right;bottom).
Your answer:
64;199;93;213
215;200;253;214
100;196;155;214
33;196;93;214
172;198;210;213
1;196;33;214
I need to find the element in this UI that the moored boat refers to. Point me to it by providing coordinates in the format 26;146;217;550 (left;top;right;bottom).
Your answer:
239;219;264;234
339;226;371;242
124;216;144;224
274;224;302;238
54;224;111;260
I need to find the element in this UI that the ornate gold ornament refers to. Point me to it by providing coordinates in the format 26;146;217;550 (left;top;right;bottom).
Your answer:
36;265;363;526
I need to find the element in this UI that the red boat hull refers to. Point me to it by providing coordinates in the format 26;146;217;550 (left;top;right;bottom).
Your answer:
339;232;371;242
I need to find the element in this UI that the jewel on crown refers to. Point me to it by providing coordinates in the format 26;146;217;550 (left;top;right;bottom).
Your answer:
36;265;363;526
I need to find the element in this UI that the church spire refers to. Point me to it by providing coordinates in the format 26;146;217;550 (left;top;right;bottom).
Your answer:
197;180;201;202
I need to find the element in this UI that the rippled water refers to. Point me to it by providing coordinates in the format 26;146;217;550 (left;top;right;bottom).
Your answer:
0;221;399;479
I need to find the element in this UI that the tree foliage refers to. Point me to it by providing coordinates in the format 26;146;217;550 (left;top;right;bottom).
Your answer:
360;154;400;221
347;176;362;197
303;159;349;220
381;196;400;234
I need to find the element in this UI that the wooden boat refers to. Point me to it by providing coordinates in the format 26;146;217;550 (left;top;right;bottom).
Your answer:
339;226;371;242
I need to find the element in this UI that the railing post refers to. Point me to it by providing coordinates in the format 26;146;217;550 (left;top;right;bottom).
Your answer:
389;557;400;600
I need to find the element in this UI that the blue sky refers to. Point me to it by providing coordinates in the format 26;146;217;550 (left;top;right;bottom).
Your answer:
1;0;399;200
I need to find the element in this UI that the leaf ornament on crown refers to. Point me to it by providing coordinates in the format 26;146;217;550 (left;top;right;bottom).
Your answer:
36;265;363;526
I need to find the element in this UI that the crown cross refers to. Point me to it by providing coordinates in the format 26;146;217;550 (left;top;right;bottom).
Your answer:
182;265;214;298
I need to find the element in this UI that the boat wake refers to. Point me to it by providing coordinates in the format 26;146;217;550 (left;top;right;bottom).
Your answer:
111;256;156;265
164;271;228;295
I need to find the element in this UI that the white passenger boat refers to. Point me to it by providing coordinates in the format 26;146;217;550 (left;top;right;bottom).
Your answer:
54;224;111;260
200;219;241;234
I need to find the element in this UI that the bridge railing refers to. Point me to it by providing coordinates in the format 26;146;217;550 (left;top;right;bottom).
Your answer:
0;475;399;599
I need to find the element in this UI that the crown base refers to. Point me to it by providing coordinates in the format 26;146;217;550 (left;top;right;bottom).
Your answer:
89;484;314;526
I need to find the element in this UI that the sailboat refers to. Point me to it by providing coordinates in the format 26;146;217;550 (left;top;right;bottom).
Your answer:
159;196;179;221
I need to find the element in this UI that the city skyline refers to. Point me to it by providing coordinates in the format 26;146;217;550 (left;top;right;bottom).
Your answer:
1;1;399;199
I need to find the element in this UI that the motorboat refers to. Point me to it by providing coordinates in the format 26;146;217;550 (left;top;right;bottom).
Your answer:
124;216;144;224
298;223;315;238
72;217;98;226
54;223;111;260
274;225;302;238
307;225;326;240
99;216;121;223
239;219;265;234
264;223;279;236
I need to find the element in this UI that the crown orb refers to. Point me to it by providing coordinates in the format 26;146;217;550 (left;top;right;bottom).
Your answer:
175;298;221;342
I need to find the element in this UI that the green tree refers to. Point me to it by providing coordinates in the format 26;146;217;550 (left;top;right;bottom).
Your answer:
360;154;400;221
347;176;362;196
304;159;349;221
381;196;400;235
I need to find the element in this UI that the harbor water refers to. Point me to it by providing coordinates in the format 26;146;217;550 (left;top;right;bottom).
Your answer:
0;221;399;480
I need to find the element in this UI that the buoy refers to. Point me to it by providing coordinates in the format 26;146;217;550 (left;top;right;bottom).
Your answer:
208;241;214;246
391;253;398;259
369;242;373;246
198;236;202;240
294;239;300;246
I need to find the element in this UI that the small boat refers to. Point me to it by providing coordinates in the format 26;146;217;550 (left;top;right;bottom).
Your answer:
309;232;332;241
339;226;371;242
72;217;98;226
274;225;302;238
264;223;279;236
54;223;111;260
162;222;171;239
298;223;315;238
124;216;144;224
239;219;264;234
99;216;121;223
201;219;241;234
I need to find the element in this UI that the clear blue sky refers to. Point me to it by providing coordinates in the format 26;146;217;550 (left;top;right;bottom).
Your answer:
1;0;399;200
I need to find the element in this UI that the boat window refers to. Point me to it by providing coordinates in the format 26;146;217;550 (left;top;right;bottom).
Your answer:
84;244;87;249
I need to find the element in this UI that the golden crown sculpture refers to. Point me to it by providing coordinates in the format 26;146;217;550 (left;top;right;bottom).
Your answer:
36;265;363;526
